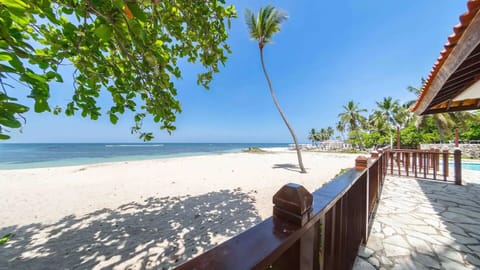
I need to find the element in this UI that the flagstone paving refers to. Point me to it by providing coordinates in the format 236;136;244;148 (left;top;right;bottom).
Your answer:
353;170;480;270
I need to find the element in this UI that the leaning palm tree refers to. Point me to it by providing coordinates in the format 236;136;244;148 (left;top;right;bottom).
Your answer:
245;6;306;173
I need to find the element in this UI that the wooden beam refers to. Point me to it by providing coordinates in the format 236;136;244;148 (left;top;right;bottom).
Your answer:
423;102;480;114
430;75;480;106
416;11;480;115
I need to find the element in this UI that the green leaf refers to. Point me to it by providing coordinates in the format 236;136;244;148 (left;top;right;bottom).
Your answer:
0;0;28;10
9;55;24;72
2;102;29;113
0;53;13;61
0;134;10;140
94;24;113;42
0;115;21;128
46;71;57;80
0;64;16;73
34;99;49;113
38;61;49;70
112;0;123;9
109;113;118;124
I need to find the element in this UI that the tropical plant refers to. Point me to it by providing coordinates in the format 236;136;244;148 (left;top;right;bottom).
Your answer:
407;81;478;142
336;121;346;141
326;126;334;141
459;111;480;141
245;5;306;173
0;0;236;140
375;97;401;128
308;128;317;145
338;100;367;149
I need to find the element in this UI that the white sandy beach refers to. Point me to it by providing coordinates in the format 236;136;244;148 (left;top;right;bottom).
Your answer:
0;148;358;269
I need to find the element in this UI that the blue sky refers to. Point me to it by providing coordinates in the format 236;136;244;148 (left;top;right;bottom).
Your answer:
7;1;466;143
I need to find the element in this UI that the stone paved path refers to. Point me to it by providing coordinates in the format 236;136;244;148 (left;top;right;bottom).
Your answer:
353;170;480;270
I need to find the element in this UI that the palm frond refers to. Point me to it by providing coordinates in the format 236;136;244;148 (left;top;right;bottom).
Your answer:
244;5;288;46
244;8;259;40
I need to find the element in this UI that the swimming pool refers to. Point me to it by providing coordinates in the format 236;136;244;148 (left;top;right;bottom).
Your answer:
448;162;480;171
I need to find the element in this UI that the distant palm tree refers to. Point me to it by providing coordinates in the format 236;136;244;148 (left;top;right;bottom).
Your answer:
369;110;390;137
245;6;306;173
375;97;401;129
338;100;367;149
405;78;427;108
319;128;327;141
336;121;346;141
415;113;454;142
308;128;317;146
326;126;334;141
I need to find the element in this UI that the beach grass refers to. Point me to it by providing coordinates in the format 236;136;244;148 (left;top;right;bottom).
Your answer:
0;233;11;245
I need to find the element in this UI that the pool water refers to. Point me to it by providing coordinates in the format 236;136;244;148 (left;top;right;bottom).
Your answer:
448;162;480;171
459;162;480;171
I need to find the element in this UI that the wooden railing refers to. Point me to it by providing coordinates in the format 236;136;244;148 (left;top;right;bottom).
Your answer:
176;150;388;270
383;148;462;185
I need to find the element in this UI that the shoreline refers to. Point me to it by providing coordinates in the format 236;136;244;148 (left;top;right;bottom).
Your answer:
0;146;291;171
0;147;291;172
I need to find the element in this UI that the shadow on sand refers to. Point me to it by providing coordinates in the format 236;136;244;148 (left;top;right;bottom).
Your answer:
0;189;261;270
272;163;302;172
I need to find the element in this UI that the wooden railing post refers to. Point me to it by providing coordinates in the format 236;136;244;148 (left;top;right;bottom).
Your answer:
355;156;368;171
369;151;380;212
389;152;394;175
443;149;449;180
355;156;369;244
413;152;418;178
405;152;410;176
454;148;462;185
273;183;315;269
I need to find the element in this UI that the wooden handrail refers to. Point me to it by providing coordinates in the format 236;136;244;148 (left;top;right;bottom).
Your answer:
382;148;462;184
176;152;387;270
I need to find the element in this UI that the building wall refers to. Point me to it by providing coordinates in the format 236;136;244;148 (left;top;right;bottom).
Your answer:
420;144;480;159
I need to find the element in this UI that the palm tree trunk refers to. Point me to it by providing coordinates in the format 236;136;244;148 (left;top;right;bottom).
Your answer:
356;130;364;150
435;121;445;143
259;47;306;173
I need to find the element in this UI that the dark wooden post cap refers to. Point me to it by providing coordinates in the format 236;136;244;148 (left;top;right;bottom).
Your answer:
355;156;368;171
370;151;379;159
273;183;313;226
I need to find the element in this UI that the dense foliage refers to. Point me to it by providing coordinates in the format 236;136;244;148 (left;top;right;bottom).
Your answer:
0;0;236;140
311;81;479;149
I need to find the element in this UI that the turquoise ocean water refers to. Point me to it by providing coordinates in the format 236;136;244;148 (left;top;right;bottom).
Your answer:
0;143;288;170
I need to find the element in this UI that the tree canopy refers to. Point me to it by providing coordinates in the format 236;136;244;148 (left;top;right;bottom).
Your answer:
333;90;479;149
0;0;236;140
